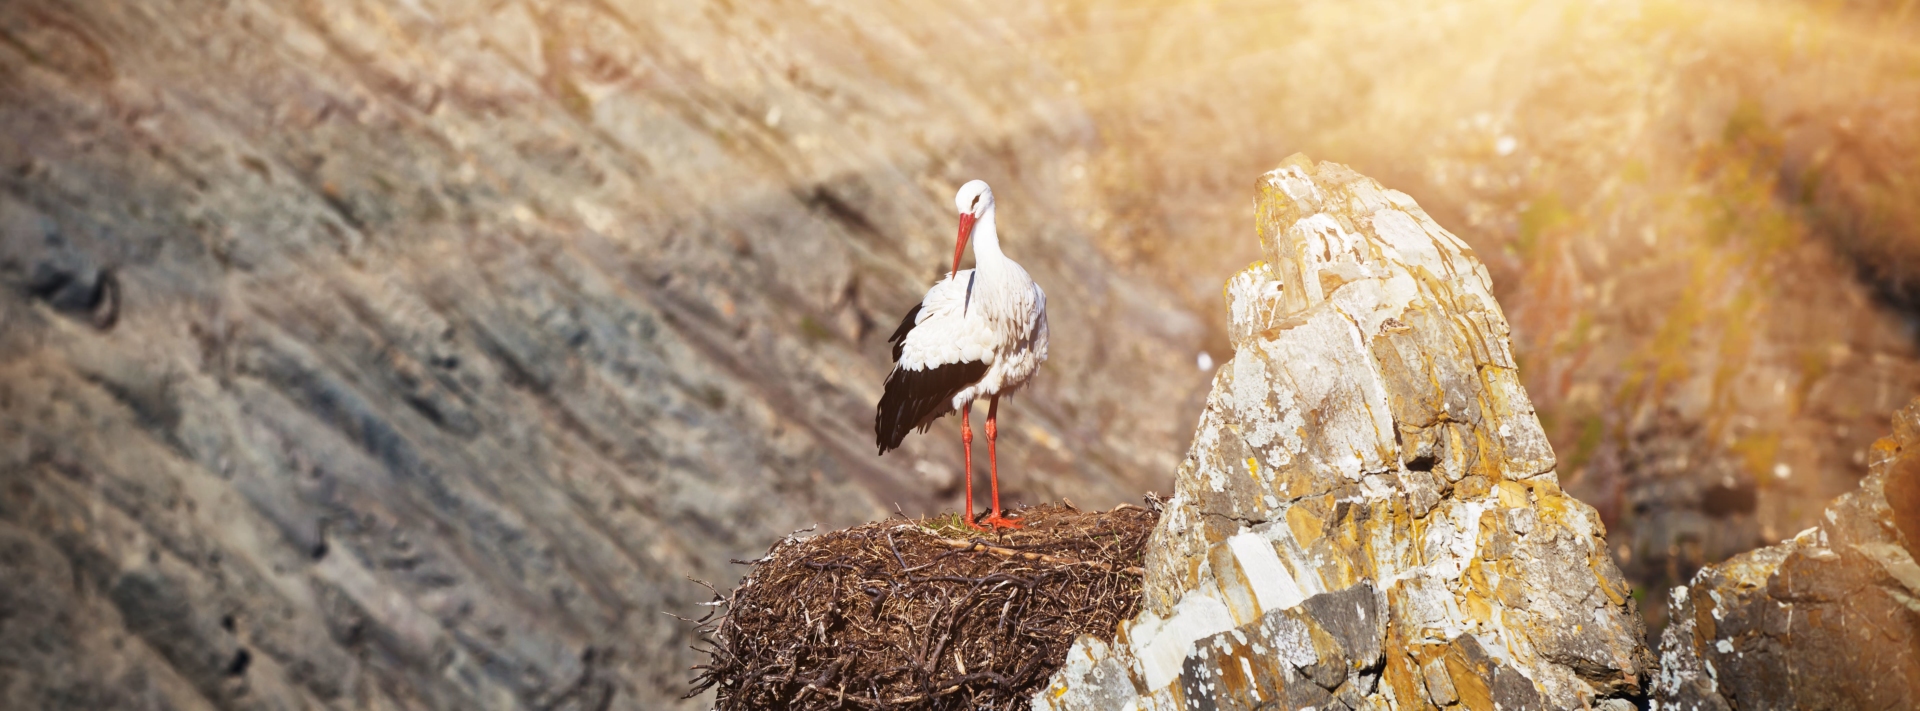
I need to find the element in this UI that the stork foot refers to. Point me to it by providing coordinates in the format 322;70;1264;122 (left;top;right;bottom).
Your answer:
980;512;1024;530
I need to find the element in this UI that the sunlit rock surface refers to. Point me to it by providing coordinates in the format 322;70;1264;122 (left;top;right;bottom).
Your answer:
1655;398;1920;710
6;1;1919;708
0;1;1215;709
1036;156;1650;710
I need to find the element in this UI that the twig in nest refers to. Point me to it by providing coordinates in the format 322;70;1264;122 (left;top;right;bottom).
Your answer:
918;534;1146;575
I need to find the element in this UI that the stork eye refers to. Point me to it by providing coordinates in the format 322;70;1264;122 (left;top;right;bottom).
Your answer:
971;196;980;208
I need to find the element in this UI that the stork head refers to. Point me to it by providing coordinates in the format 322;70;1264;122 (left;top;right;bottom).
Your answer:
950;180;993;276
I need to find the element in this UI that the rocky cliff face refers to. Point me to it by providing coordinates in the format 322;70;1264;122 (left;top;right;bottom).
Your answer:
1654;398;1920;710
0;2;1213;709
1035;156;1650;710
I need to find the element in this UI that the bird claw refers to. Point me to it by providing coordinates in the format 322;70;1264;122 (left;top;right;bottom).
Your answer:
980;513;1023;530
962;511;1022;532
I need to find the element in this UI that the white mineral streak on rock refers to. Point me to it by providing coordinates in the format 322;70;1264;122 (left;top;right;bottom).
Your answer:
1039;155;1649;711
1396;573;1465;635
1162;493;1191;536
1856;541;1920;594
1227;531;1306;614
1128;593;1237;692
1229;342;1285;453
1422;499;1487;581
1267;164;1323;209
1370;208;1448;276
1202;456;1229;493
1251;309;1396;479
1262;523;1330;600
1262;611;1321;669
1225;265;1284;347
1329;268;1420;338
1032;635;1149;711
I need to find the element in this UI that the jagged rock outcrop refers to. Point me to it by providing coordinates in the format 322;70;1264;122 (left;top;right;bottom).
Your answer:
1035;155;1651;710
1654;399;1920;710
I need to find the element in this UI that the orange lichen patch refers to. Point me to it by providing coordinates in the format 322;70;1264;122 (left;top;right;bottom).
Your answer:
1442;649;1498;711
1318;544;1365;591
1530;481;1584;532
1591;557;1630;607
1382;633;1432;709
1455;475;1495;500
1462;591;1496;627
1272;465;1328;501
1495;481;1531;509
1358;497;1410;578
1286;499;1329;549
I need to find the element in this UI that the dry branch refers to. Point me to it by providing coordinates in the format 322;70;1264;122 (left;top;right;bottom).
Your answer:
920;535;1146;576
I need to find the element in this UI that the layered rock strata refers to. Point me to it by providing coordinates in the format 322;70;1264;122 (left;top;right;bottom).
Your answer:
1654;399;1920;710
1035;155;1651;710
0;1;1215;708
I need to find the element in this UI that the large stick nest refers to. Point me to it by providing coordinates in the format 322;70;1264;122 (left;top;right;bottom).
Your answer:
689;501;1161;710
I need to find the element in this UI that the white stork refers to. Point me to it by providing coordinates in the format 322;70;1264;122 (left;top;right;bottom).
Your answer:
875;180;1049;531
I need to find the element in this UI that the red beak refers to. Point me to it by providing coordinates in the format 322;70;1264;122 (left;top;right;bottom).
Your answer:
950;213;977;278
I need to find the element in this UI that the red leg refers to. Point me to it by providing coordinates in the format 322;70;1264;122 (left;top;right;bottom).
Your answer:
961;403;987;532
982;396;1022;530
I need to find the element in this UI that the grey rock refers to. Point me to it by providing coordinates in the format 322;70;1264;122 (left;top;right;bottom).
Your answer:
1655;399;1920;710
1298;582;1387;674
1420;657;1458;706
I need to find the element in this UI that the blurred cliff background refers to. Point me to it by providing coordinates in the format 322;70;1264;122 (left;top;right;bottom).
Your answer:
0;0;1916;708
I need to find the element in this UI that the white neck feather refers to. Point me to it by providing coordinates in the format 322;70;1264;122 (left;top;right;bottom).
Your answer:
971;204;1004;268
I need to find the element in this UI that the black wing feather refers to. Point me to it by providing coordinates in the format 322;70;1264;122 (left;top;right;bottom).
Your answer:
886;302;922;362
875;360;987;455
